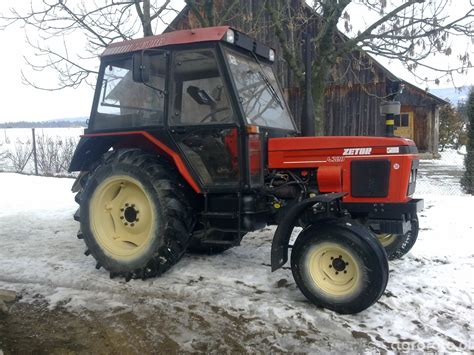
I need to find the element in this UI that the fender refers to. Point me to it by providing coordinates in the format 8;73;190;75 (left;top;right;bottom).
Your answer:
68;131;202;193
271;192;346;271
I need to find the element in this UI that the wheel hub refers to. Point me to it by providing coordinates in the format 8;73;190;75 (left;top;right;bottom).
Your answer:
307;242;361;296
331;256;347;272
122;204;139;225
90;175;155;259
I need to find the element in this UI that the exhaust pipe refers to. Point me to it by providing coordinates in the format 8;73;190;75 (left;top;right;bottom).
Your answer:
381;101;401;137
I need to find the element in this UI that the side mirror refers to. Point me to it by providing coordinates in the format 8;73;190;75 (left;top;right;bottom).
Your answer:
132;52;150;83
186;86;216;107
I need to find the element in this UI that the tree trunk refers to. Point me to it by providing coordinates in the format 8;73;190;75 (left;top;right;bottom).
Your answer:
312;58;330;136
142;0;154;37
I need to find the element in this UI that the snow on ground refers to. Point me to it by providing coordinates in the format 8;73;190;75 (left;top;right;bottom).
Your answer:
0;151;473;352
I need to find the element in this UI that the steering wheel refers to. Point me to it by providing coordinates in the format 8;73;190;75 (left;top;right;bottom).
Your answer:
199;107;231;123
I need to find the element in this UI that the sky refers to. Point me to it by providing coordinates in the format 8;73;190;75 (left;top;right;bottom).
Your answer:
0;0;472;123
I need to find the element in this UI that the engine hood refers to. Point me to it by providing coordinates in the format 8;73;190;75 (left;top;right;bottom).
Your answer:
268;136;418;169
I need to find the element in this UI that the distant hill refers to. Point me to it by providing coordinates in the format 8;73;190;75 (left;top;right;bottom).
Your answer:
429;86;472;105
0;117;87;129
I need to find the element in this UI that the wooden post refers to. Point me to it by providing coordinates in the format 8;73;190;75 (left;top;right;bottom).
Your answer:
32;128;38;175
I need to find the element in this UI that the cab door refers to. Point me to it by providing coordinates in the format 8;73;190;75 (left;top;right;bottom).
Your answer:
394;112;414;139
168;48;241;189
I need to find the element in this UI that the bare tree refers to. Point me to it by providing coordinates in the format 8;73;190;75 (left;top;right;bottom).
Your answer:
7;139;32;173
0;1;177;90
59;136;79;174
36;135;79;176
0;149;9;169
183;0;242;28
265;0;474;133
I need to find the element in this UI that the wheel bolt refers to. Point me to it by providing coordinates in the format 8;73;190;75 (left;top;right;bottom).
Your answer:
329;265;332;268
124;222;128;226
125;203;129;207
131;204;135;207
335;271;339;275
344;270;347;274
120;216;124;220
345;262;349;266
120;208;124;212
136;218;140;222
339;255;342;258
330;256;334;260
131;223;135;227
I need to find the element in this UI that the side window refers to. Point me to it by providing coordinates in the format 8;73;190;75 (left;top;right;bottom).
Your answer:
171;50;233;125
94;53;166;130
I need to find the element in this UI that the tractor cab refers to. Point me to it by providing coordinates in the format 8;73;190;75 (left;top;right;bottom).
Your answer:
83;26;296;193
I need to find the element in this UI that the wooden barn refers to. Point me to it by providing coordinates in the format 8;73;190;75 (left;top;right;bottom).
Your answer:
166;0;447;154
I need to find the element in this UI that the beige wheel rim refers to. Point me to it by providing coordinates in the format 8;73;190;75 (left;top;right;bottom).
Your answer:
306;242;361;297
90;175;155;260
377;233;397;247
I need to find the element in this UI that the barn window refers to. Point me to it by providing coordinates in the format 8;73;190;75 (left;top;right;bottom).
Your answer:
395;113;410;127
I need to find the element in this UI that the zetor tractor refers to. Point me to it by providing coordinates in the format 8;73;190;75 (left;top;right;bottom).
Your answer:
69;26;423;314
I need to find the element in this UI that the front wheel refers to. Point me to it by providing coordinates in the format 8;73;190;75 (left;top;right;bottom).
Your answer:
291;221;389;314
376;216;419;260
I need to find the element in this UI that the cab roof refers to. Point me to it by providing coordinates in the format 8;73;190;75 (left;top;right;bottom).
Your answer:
102;26;230;57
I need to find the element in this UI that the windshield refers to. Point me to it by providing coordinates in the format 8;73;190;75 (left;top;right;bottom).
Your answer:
225;49;295;131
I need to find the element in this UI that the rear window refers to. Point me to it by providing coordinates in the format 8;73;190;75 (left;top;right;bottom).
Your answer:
93;53;166;130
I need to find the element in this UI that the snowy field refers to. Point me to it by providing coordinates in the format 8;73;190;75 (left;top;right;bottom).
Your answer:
0;150;473;352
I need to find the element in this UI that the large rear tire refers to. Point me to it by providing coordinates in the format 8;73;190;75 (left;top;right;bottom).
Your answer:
291;221;389;314
74;149;193;280
376;216;419;260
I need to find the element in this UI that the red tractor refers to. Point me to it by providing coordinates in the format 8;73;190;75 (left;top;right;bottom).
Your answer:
70;26;423;314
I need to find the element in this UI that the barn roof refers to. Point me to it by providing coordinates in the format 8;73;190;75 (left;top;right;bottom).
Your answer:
361;51;449;106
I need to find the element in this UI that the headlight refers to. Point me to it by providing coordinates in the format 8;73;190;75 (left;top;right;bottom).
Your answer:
224;29;235;44
269;49;275;62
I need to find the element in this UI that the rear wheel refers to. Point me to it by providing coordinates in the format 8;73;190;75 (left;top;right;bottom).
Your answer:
375;216;419;260
291;221;389;314
74;149;193;280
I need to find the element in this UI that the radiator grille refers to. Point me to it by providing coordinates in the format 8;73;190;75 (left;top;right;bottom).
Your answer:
351;160;390;198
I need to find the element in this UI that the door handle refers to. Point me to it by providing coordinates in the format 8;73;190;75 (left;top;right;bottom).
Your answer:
171;127;188;134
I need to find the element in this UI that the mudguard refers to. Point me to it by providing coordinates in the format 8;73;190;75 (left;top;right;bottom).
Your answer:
69;136;118;172
68;132;202;193
271;192;345;271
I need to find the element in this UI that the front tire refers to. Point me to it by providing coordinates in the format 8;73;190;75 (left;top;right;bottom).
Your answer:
291;221;389;314
376;216;419;260
74;149;193;280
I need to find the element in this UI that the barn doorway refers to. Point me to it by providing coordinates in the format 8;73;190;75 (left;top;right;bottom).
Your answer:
394;112;414;139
